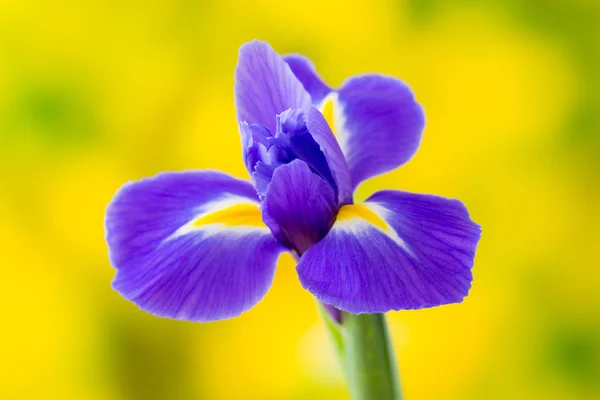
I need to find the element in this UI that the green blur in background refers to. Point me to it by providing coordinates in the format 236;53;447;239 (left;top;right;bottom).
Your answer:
1;0;599;399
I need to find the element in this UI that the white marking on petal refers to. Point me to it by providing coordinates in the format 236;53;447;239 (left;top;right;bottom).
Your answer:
196;195;259;215
166;195;265;242
363;202;417;259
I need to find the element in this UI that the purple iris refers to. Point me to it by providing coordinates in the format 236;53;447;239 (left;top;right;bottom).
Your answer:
105;40;481;322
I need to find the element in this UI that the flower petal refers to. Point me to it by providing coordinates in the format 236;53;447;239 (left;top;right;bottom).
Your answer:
105;171;285;322
244;107;352;205
262;159;337;255
334;75;426;189
296;190;481;314
249;109;337;199
240;122;271;174
305;106;353;205
283;54;331;105
235;40;311;135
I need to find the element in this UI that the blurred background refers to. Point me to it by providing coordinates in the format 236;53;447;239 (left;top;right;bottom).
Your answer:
1;0;599;399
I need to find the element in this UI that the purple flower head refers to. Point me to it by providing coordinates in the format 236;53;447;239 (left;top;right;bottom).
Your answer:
104;40;481;322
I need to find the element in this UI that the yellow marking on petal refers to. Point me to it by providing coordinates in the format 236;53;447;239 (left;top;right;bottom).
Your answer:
192;204;264;228
321;98;335;135
336;204;389;231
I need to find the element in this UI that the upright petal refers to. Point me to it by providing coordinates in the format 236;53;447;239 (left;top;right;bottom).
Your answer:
235;40;311;134
245;107;352;205
296;191;481;314
283;54;331;105
240;122;271;174
249;109;337;199
274;109;337;196
262;160;337;255
105;171;285;322
334;75;425;189
305;106;353;205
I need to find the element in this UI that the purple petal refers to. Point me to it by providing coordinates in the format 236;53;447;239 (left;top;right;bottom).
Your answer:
246;107;352;206
240;122;271;174
105;171;285;322
234;40;311;135
336;75;425;189
305;106;353;205
283;54;331;105
262;159;337;255
249;109;336;199
296;190;481;314
274;109;337;196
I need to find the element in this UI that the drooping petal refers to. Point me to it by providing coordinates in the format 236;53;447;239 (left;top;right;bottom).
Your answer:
304;106;353;205
105;171;285;322
283;54;331;105
235;40;311;135
334;75;426;189
296;190;481;314
262;159;337;254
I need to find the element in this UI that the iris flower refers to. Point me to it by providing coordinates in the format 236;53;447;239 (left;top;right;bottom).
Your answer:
105;40;481;323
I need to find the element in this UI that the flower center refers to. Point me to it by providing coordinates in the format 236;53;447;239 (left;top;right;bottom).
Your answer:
246;109;338;199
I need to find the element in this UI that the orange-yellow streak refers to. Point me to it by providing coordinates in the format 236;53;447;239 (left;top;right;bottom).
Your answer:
192;204;264;228
336;204;388;231
321;98;335;135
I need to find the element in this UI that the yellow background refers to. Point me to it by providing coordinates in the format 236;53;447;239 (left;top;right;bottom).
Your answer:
1;0;599;399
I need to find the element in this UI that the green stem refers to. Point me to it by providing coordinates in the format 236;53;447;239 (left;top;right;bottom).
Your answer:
319;305;402;400
342;312;402;400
